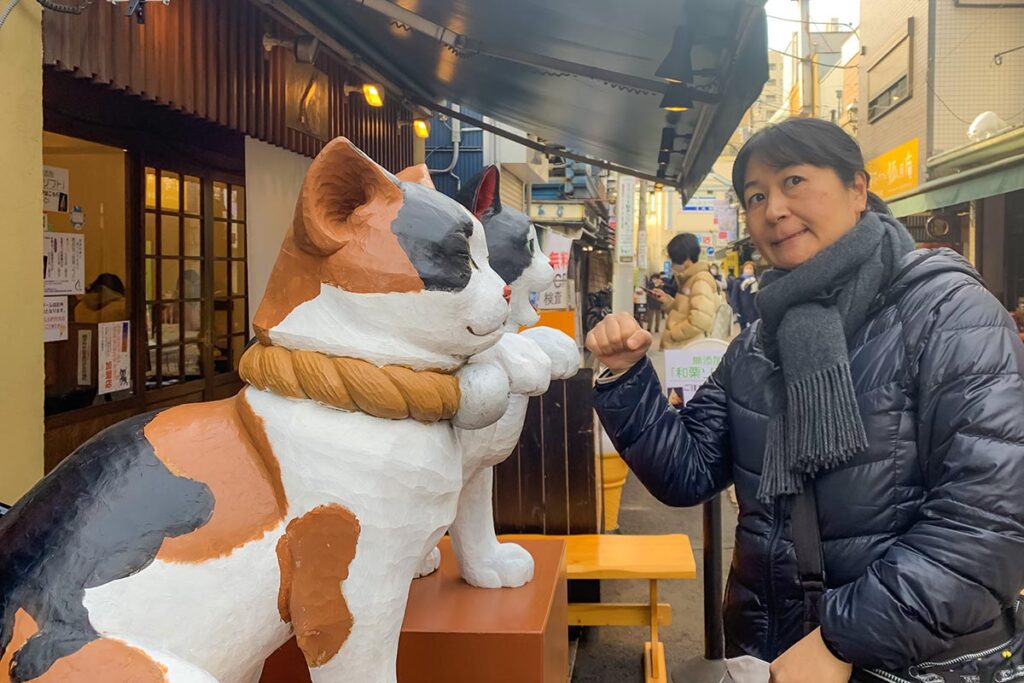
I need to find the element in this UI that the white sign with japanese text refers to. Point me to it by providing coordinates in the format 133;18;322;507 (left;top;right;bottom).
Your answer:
43;233;85;296
43;297;68;343
537;231;573;310
43;165;69;213
616;175;636;263
98;321;131;395
664;338;729;406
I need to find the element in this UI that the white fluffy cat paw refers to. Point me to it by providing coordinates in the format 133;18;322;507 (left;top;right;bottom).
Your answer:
459;542;535;588
519;326;579;380
453;363;510;430
415;546;441;578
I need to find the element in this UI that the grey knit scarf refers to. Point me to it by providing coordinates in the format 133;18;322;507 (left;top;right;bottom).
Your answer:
755;211;915;503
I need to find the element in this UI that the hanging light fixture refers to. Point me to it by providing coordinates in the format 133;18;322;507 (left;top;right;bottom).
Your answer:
262;33;320;64
660;84;694;112
656;25;694;85
660;127;694;152
361;83;385;107
344;83;385;108
412;119;430;138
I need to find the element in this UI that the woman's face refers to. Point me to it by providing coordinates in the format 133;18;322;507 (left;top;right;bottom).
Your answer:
741;157;867;270
743;265;754;277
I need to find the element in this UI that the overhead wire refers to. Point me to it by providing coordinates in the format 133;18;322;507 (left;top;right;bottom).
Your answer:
765;13;861;42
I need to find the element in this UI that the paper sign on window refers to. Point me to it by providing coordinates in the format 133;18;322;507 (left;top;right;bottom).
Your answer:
43;297;68;343
43;233;85;296
43;165;69;213
98;321;131;395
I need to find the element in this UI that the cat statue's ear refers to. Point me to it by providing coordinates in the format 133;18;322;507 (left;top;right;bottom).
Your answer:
455;166;501;219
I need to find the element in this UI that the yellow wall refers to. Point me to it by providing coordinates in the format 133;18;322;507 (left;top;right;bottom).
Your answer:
0;1;44;503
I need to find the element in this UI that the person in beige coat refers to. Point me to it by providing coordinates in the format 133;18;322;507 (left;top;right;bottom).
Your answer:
649;233;721;349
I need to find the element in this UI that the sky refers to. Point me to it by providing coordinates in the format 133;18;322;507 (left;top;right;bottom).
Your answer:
763;0;861;50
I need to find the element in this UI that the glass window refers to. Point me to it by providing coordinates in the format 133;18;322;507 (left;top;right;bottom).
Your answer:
868;76;909;121
44;141;249;406
43;132;131;416
144;168;248;389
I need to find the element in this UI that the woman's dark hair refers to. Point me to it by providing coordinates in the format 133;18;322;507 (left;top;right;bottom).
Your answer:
86;272;125;296
667;233;701;265
731;118;889;215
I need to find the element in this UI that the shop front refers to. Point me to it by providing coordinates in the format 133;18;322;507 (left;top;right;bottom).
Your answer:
887;127;1024;317
39;0;416;470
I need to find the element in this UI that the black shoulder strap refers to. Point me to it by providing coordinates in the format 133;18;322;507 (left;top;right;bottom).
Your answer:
790;487;826;635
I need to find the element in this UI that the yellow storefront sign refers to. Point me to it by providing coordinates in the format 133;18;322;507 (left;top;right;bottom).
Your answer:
866;138;919;199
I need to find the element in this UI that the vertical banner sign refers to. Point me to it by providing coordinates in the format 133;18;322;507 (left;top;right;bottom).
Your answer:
77;329;92;386
538;231;574;310
713;198;738;243
616;175;636;263
43;297;68;342
664;338;729;407
42;165;69;213
98;321;131;395
637;229;648;272
43;233;85;295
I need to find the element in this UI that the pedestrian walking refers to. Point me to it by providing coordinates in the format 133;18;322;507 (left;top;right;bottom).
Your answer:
736;261;760;329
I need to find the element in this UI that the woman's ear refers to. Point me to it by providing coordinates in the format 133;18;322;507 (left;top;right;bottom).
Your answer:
852;170;869;213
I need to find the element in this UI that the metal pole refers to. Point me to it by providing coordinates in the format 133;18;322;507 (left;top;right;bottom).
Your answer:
671;492;728;682
799;0;814;117
703;495;725;660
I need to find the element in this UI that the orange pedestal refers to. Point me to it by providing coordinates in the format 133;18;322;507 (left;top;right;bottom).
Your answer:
398;537;568;683
261;537;568;683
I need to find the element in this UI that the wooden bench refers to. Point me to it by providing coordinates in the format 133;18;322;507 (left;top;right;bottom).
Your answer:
503;533;696;683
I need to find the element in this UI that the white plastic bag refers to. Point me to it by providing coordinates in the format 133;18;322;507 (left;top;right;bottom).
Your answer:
724;655;771;683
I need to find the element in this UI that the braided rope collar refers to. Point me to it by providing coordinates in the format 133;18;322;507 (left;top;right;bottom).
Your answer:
239;344;461;423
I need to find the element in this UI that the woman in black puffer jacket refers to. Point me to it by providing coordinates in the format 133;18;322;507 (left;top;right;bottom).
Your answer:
587;119;1024;682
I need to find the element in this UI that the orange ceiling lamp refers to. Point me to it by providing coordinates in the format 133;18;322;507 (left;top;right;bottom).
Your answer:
345;83;385;108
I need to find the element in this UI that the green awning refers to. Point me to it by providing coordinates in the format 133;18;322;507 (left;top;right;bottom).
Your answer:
888;153;1024;217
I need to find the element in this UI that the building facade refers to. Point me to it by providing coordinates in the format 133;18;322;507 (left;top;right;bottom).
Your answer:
858;0;1024;313
20;0;419;498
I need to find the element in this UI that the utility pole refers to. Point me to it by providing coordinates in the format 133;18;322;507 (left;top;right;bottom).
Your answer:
799;0;814;117
612;175;637;315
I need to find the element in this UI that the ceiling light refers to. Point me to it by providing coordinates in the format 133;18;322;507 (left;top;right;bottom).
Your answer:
656;26;694;85
344;82;385;108
262;33;320;65
660;127;693;152
362;83;384;107
660;84;694;112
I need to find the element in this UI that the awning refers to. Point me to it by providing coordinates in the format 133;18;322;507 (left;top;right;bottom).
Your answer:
887;153;1024;217
283;0;769;197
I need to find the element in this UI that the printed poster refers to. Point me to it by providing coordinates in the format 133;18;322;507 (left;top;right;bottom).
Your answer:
538;231;573;310
98;321;131;395
43;233;85;295
664;338;729;408
43;297;68;343
43;165;69;213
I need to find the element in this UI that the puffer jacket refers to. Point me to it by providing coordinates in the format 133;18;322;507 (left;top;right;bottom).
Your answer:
595;249;1024;669
661;262;720;349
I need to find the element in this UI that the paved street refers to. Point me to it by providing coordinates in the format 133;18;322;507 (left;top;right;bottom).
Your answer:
572;350;739;682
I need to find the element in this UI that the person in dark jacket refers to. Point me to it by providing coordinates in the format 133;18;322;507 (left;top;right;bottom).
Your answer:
735;260;760;328
585;118;1024;682
725;267;739;322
